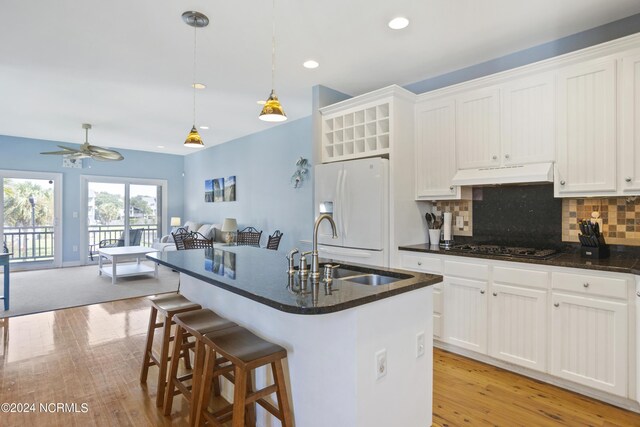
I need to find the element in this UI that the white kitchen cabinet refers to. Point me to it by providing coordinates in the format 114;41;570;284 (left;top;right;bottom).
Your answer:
550;269;629;397
456;86;501;170
414;98;463;200
319;86;415;164
443;275;488;354
489;266;549;372
501;73;555;165
620;49;640;194
555;57;617;196
442;260;489;354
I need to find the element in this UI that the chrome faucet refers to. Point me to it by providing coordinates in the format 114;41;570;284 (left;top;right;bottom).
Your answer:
311;214;338;279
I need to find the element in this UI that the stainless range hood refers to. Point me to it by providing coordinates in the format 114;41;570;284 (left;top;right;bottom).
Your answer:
450;162;554;186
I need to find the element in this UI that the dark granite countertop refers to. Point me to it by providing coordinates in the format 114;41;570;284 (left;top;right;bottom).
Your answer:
399;243;640;275
148;246;442;315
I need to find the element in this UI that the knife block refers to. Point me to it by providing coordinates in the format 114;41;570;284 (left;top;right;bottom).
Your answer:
580;245;609;259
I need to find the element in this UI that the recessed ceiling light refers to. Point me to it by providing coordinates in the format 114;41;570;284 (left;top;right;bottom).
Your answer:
388;17;409;30
192;83;206;89
303;60;319;69
199;126;209;130
257;100;266;105
157;145;165;148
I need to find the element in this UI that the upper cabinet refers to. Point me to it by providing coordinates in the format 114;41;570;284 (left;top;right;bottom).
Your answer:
319;86;415;164
555;57;617;196
415;97;461;199
620;49;640;193
501;73;555;165
456;87;501;169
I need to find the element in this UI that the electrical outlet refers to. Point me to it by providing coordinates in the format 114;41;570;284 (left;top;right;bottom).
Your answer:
375;349;387;380
416;332;425;358
72;245;78;252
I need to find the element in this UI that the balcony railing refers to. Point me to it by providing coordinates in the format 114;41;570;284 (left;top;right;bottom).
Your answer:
2;224;160;262
2;226;55;262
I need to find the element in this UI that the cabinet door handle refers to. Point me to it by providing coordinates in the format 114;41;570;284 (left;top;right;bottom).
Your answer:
504;154;510;159
417;261;422;266
583;282;589;288
492;292;497;297
626;177;632;183
637;291;640;297
480;290;485;294
449;186;454;190
560;180;566;186
554;302;560;307
492;155;497;160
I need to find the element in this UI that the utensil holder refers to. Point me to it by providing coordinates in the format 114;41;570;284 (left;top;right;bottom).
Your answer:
428;229;441;246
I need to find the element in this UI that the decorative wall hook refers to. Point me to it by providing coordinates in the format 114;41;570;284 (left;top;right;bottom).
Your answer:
291;157;309;188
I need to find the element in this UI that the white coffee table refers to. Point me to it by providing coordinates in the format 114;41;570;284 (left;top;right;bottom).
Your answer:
98;246;158;284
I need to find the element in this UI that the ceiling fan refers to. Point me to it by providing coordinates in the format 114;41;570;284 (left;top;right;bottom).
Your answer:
40;123;124;161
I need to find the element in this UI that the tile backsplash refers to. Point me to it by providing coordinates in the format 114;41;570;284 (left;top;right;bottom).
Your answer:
433;200;473;236
562;196;640;246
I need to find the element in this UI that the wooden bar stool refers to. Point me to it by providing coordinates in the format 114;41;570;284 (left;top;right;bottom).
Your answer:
163;309;237;419
140;294;202;407
195;325;293;427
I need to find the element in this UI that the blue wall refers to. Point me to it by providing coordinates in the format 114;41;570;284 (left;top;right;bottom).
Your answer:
0;135;184;263
405;13;640;94
183;117;313;252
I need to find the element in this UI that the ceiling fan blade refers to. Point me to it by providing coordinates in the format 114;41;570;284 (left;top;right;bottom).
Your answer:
40;150;74;155
41;145;81;155
85;145;124;161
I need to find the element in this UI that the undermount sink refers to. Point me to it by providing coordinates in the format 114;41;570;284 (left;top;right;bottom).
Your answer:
318;263;411;286
342;274;401;286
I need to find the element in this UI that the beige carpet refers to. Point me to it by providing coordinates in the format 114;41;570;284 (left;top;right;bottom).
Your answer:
0;264;179;318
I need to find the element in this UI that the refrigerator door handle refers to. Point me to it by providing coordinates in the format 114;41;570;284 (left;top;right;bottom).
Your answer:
341;169;348;239
336;168;343;237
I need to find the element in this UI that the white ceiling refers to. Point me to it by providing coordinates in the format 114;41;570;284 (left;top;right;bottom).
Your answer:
1;0;640;155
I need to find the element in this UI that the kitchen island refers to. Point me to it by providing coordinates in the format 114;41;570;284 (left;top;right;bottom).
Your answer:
148;246;441;427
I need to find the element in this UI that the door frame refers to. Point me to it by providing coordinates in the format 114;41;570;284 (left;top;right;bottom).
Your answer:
80;175;168;265
0;169;63;269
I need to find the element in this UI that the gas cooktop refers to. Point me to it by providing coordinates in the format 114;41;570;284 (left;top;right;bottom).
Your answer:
447;244;558;259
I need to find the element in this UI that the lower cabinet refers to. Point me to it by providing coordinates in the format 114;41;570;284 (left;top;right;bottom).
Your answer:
550;292;628;397
398;250;635;400
489;283;547;372
443;276;487;353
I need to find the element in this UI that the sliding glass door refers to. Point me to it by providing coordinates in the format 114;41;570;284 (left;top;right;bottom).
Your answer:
0;171;62;268
82;176;166;263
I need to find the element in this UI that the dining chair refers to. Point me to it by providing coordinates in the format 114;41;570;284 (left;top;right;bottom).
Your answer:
236;227;262;247
266;230;283;250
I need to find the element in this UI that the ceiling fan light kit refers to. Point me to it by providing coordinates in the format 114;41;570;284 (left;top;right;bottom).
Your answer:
40;123;124;161
259;0;287;122
182;11;208;148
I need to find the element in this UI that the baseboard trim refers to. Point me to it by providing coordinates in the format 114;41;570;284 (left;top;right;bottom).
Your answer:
62;261;83;267
434;340;640;414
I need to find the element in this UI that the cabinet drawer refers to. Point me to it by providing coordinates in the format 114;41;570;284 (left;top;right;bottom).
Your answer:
400;253;442;274
493;266;549;289
444;260;489;280
551;272;628;299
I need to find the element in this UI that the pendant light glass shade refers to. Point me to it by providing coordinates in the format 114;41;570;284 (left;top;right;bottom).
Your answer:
184;125;204;147
259;90;287;122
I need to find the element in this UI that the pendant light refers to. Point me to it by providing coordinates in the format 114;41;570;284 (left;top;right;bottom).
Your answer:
259;0;287;122
182;11;209;148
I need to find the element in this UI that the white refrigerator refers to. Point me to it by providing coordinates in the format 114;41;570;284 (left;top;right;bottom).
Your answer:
314;157;389;267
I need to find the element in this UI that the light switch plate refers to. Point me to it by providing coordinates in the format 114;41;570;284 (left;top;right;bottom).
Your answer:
375;349;387;380
456;216;464;229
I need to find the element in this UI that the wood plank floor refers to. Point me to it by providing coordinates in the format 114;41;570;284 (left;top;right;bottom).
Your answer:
433;350;640;427
0;296;639;426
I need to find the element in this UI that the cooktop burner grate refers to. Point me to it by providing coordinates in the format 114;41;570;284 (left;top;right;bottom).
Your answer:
449;244;558;259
